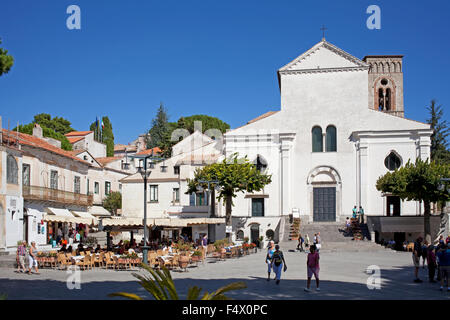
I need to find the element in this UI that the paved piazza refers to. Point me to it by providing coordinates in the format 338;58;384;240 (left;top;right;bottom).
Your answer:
0;247;449;300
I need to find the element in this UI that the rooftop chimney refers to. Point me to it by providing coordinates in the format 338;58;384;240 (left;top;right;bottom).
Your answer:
33;123;43;139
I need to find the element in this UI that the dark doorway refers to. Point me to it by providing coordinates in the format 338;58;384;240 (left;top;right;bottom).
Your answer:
394;232;405;251
250;224;260;244
386;196;401;216
313;187;336;222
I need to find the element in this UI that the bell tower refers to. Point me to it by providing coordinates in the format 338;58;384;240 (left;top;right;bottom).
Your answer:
363;55;404;117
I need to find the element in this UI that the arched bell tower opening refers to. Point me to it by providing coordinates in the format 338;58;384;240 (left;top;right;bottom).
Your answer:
363;55;404;118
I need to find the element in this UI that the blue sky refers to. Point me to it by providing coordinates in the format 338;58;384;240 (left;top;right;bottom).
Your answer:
0;0;449;144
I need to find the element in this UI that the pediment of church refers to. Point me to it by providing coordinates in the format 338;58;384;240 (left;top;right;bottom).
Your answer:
278;40;368;73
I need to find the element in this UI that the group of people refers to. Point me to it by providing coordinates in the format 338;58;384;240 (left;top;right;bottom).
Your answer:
352;205;365;224
296;233;321;253
15;241;39;275
412;235;450;291
265;240;320;291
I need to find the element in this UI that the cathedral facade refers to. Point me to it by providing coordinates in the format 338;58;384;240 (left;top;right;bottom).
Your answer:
223;40;432;243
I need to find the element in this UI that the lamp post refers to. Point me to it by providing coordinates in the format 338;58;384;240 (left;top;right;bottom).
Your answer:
198;179;219;242
134;151;163;265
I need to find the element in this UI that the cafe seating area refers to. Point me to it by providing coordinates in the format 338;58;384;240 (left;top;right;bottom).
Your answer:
34;240;259;272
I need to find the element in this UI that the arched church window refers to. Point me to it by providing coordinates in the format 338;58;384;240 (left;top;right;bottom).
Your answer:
325;125;337;152
7;154;18;185
385;88;391;111
236;230;244;240
378;88;384;111
312;126;323;152
384;152;402;171
254;155;268;172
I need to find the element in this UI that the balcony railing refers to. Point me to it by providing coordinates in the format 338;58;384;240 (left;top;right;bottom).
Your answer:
23;185;94;207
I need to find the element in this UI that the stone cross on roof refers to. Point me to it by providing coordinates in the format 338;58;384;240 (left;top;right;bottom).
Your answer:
320;25;327;41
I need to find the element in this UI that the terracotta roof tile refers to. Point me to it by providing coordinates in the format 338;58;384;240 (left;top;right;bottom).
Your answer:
2;129;89;165
247;111;279;124
114;144;127;151
135;147;162;156
65;131;93;137
67;137;84;144
96;156;123;166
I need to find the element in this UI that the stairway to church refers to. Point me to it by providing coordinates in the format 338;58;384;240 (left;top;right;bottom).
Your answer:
279;220;383;252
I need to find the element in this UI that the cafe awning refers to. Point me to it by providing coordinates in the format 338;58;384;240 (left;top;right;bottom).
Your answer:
101;217;153;227
88;205;112;217
71;211;98;225
185;218;225;226
44;207;80;223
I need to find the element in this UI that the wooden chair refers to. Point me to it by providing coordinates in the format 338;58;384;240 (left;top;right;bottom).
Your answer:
178;255;190;272
75;256;86;271
149;253;160;269
167;255;179;270
94;252;104;268
158;256;172;269
104;252;116;270
57;253;69;270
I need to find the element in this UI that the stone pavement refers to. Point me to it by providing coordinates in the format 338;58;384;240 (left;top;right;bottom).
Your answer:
0;246;449;300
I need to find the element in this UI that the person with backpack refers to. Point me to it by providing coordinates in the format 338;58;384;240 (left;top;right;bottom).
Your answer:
265;241;275;281
270;245;287;285
297;234;304;252
304;244;320;292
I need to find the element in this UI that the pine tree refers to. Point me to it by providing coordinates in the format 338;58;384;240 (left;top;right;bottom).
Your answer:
427;99;450;164
147;103;170;149
0;38;14;77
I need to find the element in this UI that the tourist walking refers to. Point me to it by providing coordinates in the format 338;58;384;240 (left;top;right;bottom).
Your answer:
265;240;275;281
202;234;208;259
436;242;450;291
270;245;287;285
297;234;304;252
16;241;27;273
27;241;39;275
412;236;423;283
304;244;320;292
316;232;321;253
427;243;437;283
421;242;428;269
305;234;310;249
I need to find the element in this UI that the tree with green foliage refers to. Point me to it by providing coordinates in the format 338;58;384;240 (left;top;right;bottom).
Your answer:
33;113;75;135
178;115;230;134
187;154;272;242
376;158;449;242
90;116;115;157
427;99;450;164
0;38;14;77
109;265;246;300
102;191;122;216
147;103;170;149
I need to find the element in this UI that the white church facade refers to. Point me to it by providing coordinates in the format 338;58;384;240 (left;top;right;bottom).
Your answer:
224;39;433;243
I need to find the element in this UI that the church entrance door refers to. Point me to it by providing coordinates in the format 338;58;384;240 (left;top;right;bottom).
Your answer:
313;187;336;222
250;224;260;244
